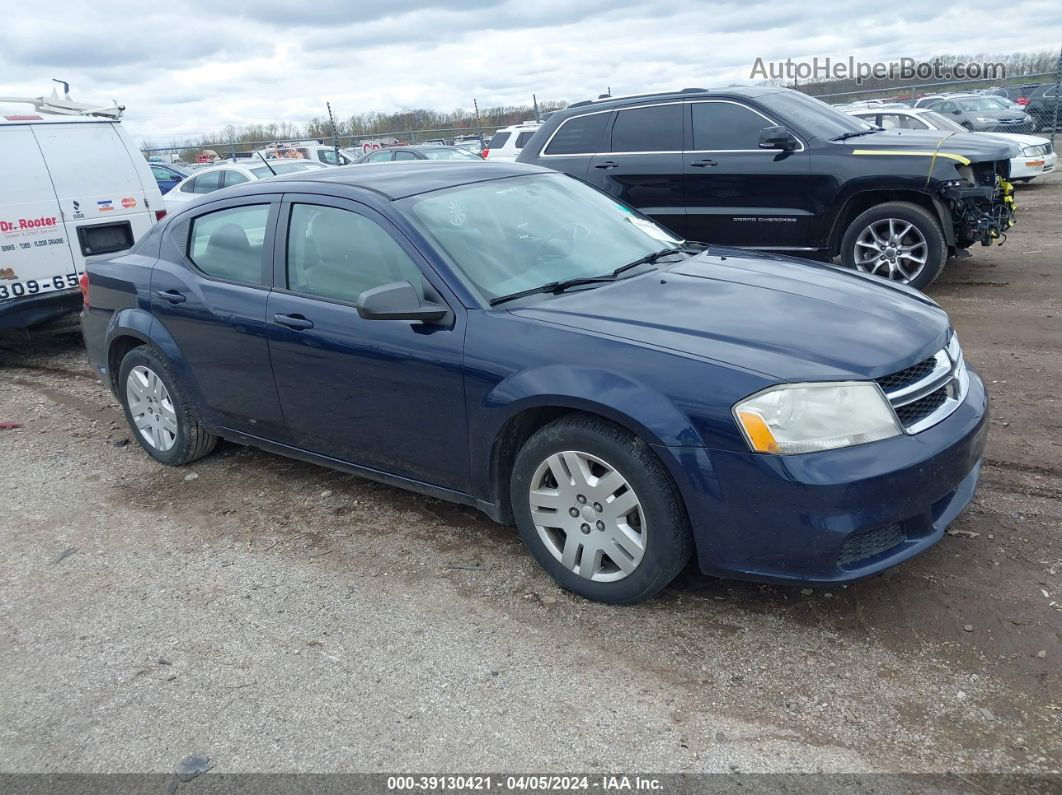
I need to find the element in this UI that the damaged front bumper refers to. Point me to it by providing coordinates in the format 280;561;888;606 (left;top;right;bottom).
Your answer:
942;168;1016;249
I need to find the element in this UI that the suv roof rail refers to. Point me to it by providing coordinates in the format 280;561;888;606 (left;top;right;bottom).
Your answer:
568;86;723;109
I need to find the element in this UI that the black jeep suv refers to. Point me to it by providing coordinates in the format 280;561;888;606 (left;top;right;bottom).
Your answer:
517;87;1017;289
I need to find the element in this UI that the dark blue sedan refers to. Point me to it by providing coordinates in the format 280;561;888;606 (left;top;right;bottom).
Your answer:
79;162;987;603
148;162;191;194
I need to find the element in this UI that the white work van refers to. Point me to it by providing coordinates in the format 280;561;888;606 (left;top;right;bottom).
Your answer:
0;115;164;330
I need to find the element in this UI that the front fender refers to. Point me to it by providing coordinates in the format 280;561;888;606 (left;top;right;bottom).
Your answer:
469;364;708;501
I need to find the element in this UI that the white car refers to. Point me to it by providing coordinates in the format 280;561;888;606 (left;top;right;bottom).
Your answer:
483;122;541;161
165;159;327;211
848;107;1056;183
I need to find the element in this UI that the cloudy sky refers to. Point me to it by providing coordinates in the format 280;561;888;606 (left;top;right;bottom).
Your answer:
1;0;1060;144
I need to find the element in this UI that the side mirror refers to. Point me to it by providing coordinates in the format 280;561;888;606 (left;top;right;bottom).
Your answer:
951;109;961;115
356;281;449;322
758;125;799;151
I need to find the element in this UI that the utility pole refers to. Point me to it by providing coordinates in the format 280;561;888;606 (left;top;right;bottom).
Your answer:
473;98;482;145
326;102;341;163
533;93;540;122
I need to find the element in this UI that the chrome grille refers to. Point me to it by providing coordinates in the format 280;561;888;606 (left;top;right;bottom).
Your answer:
876;336;969;434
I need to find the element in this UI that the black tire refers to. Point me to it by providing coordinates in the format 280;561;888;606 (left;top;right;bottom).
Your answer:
117;346;217;466
510;414;692;604
840;201;948;291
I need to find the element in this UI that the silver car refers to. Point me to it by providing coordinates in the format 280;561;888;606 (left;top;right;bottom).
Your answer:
913;94;1033;131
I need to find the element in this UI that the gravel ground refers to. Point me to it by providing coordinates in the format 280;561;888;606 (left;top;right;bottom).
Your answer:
0;173;1059;776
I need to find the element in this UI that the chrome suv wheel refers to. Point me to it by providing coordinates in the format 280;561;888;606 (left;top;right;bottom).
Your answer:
853;217;928;283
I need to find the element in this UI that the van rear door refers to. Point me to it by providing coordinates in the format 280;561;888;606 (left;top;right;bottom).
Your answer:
0;124;76;303
31;121;157;274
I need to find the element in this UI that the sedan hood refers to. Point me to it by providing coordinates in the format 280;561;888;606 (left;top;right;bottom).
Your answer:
841;129;1018;160
509;250;950;382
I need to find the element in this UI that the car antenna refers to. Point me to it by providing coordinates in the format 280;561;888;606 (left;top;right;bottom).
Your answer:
256;151;278;176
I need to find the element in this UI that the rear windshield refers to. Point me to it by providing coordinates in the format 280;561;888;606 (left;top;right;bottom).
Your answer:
488;132;511;149
250;162;324;177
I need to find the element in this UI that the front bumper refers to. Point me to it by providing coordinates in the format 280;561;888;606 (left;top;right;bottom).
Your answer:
659;368;988;585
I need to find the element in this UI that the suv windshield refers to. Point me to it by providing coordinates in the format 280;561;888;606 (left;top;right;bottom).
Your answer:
397;174;682;303
768;90;875;139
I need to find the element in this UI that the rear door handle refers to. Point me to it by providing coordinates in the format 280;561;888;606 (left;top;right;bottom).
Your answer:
689;159;718;168
594;161;620;169
154;289;186;304
273;313;314;330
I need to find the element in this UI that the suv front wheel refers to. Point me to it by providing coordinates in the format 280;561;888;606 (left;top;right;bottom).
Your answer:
840;201;947;290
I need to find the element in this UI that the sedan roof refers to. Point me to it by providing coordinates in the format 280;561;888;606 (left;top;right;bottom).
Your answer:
266;160;550;200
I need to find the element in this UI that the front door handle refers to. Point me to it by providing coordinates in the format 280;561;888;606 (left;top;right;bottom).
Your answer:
594;161;620;169
689;159;718;168
154;289;186;304
273;313;314;330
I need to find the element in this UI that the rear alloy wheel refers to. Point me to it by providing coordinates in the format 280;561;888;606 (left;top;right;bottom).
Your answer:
117;346;217;466
511;414;692;604
841;201;947;290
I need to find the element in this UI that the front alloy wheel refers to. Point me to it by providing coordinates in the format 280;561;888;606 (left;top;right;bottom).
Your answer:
853;217;928;283
528;451;645;582
510;414;692;604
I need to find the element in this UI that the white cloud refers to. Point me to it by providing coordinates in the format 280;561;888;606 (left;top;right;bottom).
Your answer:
1;0;1059;144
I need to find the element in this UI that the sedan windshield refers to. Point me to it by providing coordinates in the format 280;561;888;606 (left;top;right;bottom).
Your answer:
250;162;326;177
421;148;482;160
919;110;967;133
397;174;683;303
956;98;1012;112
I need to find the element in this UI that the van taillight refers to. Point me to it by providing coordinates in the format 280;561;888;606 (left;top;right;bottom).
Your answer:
78;272;90;308
481;148;489;159
155;210;167;221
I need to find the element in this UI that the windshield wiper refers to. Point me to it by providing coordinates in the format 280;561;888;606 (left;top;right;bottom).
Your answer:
489;246;697;307
831;127;884;142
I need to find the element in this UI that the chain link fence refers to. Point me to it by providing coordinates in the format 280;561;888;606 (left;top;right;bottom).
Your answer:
141;126;501;166
806;67;1061;139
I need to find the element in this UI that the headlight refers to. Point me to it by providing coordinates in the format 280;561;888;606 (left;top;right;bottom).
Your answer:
976;117;994;123
1020;145;1040;157
734;382;901;455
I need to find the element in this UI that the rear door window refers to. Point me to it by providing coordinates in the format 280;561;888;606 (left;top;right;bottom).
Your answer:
393;150;418;161
611;104;683;152
515;131;535;148
488;132;511;149
690;102;773;150
188;204;271;284
543;113;610;155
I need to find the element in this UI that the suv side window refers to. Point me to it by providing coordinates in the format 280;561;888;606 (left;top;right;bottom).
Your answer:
393;150;418;161
191;170;223;194
488;132;511;149
515;131;535;148
544;113;609;155
286;204;423;304
365;150;392;163
611;104;683;152
188;204;271;285
691;102;772;150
